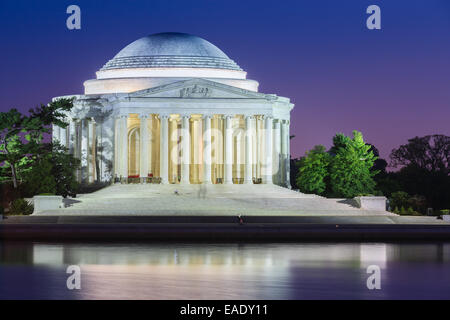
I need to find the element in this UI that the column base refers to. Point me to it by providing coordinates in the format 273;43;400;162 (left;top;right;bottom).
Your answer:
140;177;147;184
244;179;253;185
262;175;273;184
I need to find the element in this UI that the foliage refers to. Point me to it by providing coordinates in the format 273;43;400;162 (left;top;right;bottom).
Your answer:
9;198;34;215
22;143;80;198
393;205;422;216
390;134;449;174
329;133;352;156
390;191;409;209
295;131;379;198
0;98;74;189
296;145;330;195
50;143;80;197
389;191;426;214
329;131;378;198
21;156;57;196
388;135;450;211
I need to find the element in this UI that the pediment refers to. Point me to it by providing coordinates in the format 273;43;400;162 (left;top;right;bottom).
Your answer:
126;78;274;100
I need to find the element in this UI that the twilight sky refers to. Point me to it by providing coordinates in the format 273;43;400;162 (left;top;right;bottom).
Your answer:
0;0;449;164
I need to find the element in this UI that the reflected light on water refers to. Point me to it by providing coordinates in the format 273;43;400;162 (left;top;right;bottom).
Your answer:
1;242;450;299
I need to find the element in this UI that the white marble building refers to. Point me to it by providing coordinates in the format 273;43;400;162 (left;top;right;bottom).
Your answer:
52;32;294;186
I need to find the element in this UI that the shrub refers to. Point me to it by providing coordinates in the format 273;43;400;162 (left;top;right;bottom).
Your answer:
440;209;450;215
390;191;409;209
394;205;422;216
9;198;34;215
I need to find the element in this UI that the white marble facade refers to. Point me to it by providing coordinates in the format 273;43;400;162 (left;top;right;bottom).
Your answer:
52;33;294;187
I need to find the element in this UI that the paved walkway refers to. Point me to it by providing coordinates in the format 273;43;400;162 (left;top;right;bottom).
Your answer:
33;184;397;216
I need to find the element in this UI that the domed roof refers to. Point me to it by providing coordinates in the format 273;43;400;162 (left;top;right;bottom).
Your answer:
101;32;242;71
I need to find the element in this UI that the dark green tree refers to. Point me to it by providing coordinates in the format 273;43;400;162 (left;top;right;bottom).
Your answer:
22;143;80;198
21;156;56;196
390;134;450;210
329;131;378;198
296;145;331;195
50;143;80;197
390;134;449;174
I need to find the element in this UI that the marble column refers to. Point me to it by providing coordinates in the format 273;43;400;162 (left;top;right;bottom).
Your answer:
181;115;190;184
68;120;76;154
159;114;169;184
81;119;89;184
224;115;233;184
52;124;60;143
99;116;114;183
244;115;253;184
285;120;291;189
202;115;212;184
114;117;120;180
148;116;153;178
139;114;149;183
264;116;273;184
169;117;179;183
60;126;67;148
273;120;281;185
120;115;128;183
88;120;96;183
280;120;288;187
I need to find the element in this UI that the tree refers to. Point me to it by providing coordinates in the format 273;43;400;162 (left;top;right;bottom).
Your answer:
329;133;351;156
296;145;331;195
50;143;80;197
21;156;56;196
0;98;74;189
329;131;378;198
21;143;80;198
390;135;449;175
0;109;26;188
390;134;450;210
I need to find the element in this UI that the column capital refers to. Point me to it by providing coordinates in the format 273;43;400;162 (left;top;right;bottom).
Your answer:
244;115;255;120
117;114;129;119
158;113;170;120
201;114;212;120
138;113;149;119
224;114;234;120
180;113;191;119
263;114;273;120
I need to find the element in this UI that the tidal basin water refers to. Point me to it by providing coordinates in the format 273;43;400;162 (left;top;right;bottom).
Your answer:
1;242;450;299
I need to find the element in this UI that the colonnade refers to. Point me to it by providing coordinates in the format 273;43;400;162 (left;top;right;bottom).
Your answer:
52;113;291;186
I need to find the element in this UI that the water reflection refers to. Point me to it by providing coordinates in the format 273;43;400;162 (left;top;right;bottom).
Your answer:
1;242;450;299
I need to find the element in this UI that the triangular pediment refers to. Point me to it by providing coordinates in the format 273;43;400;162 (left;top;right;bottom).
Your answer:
126;78;275;100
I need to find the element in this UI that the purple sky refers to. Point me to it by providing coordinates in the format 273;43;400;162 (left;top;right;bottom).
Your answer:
0;0;449;165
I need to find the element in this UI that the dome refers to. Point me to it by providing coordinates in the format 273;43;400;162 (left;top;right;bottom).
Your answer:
101;32;242;71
